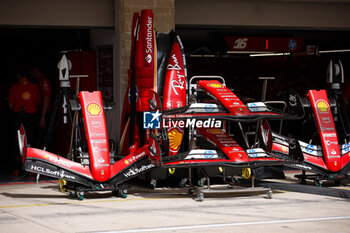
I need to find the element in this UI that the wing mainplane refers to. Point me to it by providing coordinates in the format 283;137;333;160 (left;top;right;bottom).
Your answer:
159;79;304;122
148;127;299;169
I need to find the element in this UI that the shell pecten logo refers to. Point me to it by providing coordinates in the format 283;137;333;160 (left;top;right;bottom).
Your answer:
208;83;223;88
169;128;183;152
87;103;102;116
316;100;329;113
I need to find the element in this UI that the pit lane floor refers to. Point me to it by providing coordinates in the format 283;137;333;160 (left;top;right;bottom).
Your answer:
0;174;349;233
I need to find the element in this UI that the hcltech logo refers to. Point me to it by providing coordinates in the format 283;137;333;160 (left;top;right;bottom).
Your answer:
143;110;162;129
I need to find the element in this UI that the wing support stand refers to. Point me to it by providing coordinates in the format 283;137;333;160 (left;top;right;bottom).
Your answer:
186;167;273;202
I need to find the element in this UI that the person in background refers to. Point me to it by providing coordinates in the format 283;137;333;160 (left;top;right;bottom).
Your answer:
29;67;52;148
29;67;52;129
8;69;41;175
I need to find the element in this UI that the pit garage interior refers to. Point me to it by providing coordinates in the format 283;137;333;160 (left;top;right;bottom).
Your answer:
1;0;350;174
1;1;350;232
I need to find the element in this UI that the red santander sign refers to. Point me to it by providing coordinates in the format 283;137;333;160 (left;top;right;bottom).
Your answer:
225;36;304;52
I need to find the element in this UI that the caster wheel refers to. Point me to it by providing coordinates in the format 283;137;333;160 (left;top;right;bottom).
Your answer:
334;179;341;186
298;177;306;185
197;193;204;202
77;191;84;201
120;189;127;198
266;190;273;199
179;178;187;188
197;178;206;187
112;190;118;196
69;191;76;197
232;177;239;183
314;179;323;187
150;179;157;189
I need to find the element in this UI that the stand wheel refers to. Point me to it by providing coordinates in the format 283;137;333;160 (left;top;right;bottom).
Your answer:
188;187;194;194
69;191;76;197
334;179;341;186
196;193;204;202
120;189;127;198
314;179;323;187
266;190;273;199
150;179;157;189
298;177;306;185
77;191;84;201
112;190;118;196
179;178;188;188
232;177;240;183
197;177;206;187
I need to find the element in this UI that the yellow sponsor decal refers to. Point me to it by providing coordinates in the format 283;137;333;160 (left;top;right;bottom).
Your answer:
208;83;223;88
168;168;175;174
207;129;223;134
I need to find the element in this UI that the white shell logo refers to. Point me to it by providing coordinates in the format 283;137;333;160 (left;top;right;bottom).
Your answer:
145;54;152;63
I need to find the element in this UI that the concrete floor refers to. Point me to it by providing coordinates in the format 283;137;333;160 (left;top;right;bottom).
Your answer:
0;175;349;233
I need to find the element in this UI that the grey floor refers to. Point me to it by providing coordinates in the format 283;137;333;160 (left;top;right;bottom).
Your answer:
0;173;349;233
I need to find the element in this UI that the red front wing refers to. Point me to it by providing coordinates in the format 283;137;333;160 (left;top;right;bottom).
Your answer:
18;91;155;187
19;124;152;186
270;90;350;175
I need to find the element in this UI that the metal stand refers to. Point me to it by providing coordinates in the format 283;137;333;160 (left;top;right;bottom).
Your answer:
42;87;75;151
36;87;75;183
185;167;272;202
253;77;275;147
36;54;88;183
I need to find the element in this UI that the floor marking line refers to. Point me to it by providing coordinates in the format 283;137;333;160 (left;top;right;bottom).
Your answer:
96;216;350;233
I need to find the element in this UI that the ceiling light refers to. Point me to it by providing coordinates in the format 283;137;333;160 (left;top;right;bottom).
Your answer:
319;49;350;54
249;52;290;57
